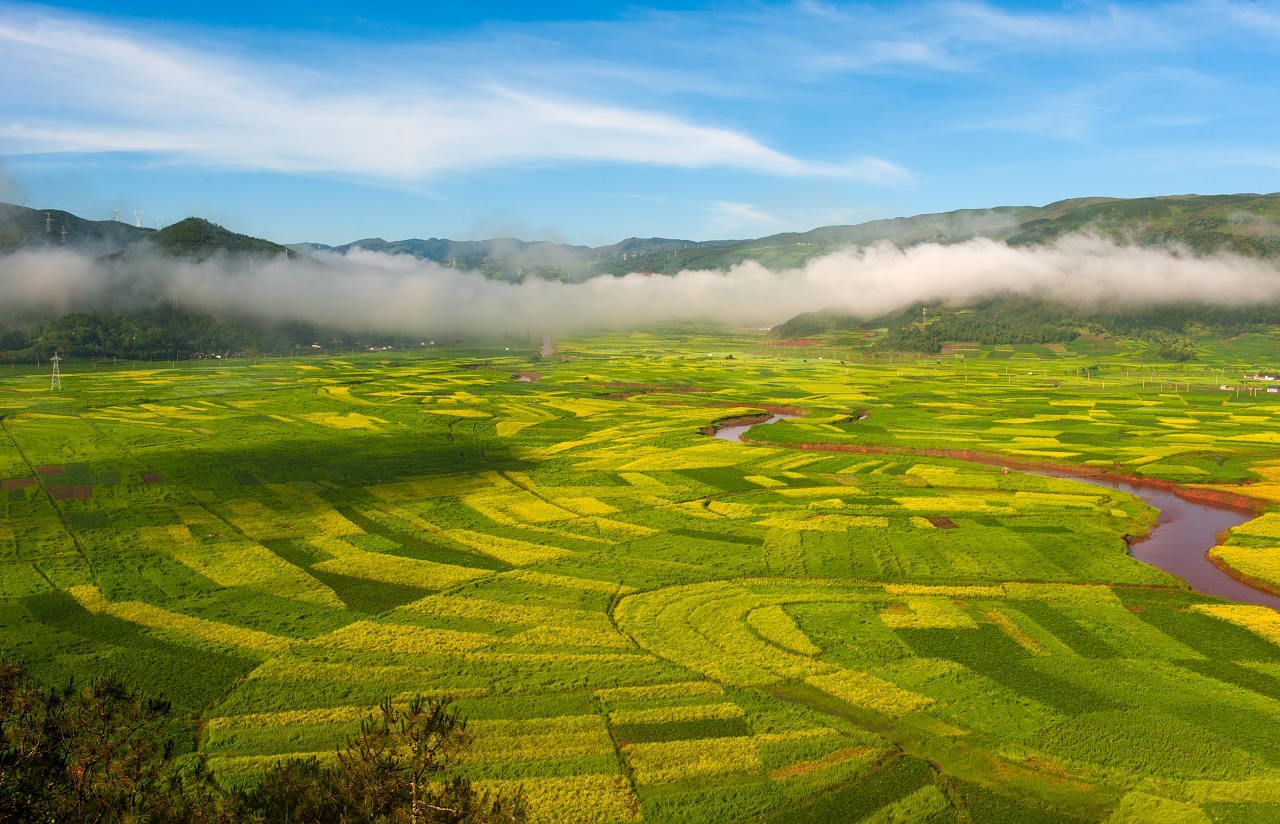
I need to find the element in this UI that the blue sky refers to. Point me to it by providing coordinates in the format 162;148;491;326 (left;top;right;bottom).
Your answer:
1;1;1278;246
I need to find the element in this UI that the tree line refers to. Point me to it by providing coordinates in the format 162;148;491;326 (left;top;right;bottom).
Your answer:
0;307;415;361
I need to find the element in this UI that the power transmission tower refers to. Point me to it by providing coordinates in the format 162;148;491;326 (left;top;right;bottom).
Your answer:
50;353;62;391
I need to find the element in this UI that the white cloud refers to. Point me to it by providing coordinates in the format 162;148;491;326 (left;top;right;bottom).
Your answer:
0;0;1270;191
0;5;908;184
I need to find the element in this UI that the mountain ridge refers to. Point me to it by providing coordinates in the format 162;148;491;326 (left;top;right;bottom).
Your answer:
5;192;1280;279
287;192;1280;279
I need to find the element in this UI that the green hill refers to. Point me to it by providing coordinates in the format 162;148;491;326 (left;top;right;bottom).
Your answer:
0;205;292;260
774;295;1280;359
0;203;150;253
1005;193;1280;256
147;217;292;259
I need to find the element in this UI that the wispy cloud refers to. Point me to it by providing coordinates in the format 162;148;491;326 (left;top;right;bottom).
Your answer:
705;201;881;237
957;68;1218;143
0;5;909;184
1210;0;1280;38
709;201;785;234
939;1;1177;49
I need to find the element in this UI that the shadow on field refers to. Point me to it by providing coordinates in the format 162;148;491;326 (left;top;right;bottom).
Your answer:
137;428;532;489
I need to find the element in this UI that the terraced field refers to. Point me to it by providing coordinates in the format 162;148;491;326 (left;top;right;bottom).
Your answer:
5;331;1280;822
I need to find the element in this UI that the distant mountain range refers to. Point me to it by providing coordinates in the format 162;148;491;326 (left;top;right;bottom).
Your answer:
297;192;1280;279
4;193;1280;360
292;235;740;281
6;192;1279;280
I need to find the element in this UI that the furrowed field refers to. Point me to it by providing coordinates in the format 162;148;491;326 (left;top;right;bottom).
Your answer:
8;331;1280;822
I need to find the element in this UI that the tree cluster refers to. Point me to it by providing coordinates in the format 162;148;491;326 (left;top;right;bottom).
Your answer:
1;660;525;823
774;295;1280;358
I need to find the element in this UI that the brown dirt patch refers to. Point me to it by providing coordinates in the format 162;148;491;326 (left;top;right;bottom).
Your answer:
927;516;957;529
700;401;805;415
48;485;92;500
1;477;37;490
141;472;163;484
599;383;706;400
34;465;64;475
769;339;819;347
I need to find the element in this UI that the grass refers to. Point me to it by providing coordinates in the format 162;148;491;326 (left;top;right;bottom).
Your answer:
6;332;1280;820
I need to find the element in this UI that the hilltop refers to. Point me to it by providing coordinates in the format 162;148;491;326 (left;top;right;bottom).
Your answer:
145;217;292;259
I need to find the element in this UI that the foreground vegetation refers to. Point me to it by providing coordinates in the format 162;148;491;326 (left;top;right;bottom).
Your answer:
1;660;524;822
5;329;1280;821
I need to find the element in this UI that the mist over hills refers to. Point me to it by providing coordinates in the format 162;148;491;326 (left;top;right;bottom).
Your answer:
297;192;1280;279
293;236;738;282
6;192;1280;276
4;193;1280;361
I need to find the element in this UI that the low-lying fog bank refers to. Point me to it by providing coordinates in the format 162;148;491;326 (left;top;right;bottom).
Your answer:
3;235;1280;335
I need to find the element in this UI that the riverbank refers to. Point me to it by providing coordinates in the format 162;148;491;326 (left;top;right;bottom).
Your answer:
716;414;1280;609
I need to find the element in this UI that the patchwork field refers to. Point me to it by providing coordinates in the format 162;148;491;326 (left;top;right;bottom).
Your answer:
6;331;1280;822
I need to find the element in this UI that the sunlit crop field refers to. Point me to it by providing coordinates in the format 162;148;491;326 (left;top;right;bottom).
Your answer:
6;331;1280;822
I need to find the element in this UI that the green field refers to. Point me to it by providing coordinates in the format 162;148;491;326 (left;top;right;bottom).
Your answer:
6;332;1280;822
